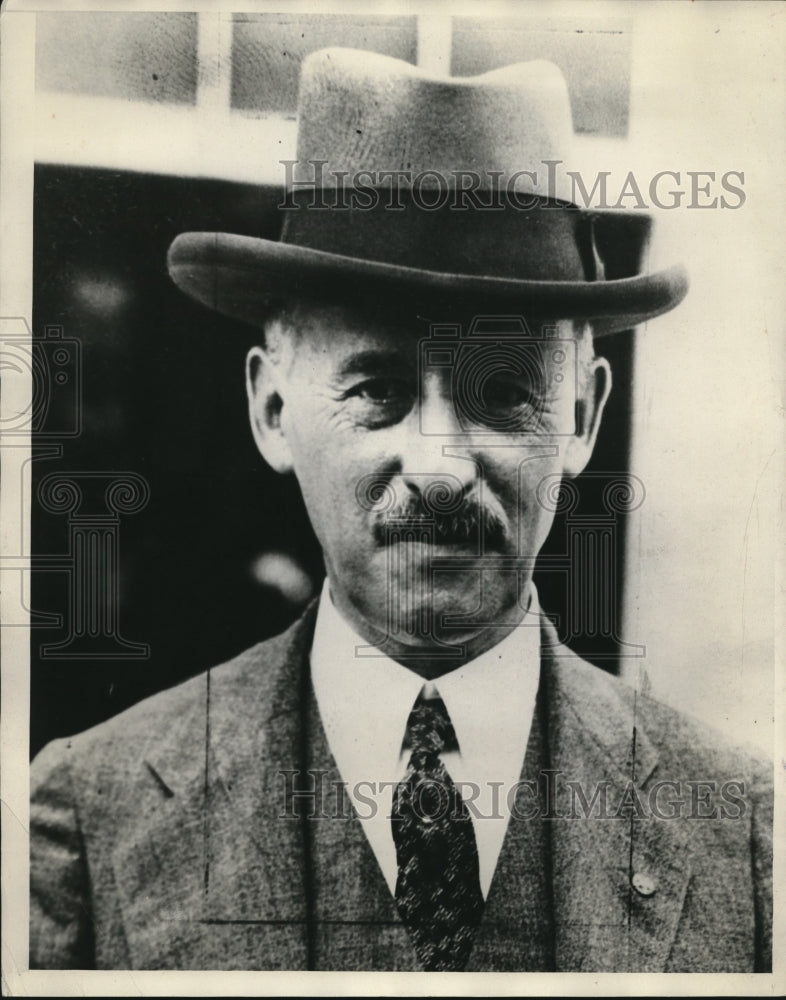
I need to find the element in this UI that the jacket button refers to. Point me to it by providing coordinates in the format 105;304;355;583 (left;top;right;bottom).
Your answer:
632;872;657;897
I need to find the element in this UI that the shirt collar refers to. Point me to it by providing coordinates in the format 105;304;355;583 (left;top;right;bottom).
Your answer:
310;577;542;783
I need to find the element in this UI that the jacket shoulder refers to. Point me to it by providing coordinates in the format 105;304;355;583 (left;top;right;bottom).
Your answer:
31;608;314;786
553;641;771;781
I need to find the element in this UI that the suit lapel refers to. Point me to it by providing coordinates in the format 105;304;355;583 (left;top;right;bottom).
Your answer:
201;608;418;969
110;708;210;967
116;609;319;968
201;612;313;928
465;682;554;971
542;620;693;972
303;679;419;970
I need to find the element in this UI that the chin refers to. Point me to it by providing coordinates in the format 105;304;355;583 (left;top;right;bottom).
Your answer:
346;551;521;639
385;579;515;641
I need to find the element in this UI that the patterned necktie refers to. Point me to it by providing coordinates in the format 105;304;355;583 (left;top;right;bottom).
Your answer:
392;689;484;971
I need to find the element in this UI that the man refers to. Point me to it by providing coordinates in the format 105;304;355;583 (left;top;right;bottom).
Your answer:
30;48;772;972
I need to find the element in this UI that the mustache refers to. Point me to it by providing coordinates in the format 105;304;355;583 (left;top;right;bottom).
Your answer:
368;491;510;550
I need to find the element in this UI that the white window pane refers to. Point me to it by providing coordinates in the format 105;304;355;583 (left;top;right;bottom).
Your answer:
452;15;632;137
231;13;417;116
36;12;198;106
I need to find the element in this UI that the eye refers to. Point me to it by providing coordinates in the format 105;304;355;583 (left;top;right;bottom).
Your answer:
481;373;538;412
351;378;411;405
344;376;415;427
452;345;547;429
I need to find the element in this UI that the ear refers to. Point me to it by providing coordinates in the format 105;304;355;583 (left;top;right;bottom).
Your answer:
246;345;294;474
562;356;612;478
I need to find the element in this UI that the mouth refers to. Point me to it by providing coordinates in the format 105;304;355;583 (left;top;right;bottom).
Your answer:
388;536;479;552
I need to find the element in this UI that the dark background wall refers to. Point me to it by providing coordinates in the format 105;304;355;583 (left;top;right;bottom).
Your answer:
30;164;636;757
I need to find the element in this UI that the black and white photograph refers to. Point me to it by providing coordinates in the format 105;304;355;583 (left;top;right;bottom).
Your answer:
1;0;783;993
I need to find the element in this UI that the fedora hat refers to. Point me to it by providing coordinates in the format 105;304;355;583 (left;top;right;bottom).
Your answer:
168;48;688;335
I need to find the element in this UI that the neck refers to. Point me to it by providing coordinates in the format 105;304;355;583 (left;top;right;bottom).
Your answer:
327;582;533;680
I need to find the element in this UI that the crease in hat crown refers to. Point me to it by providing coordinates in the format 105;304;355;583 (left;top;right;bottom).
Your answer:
293;48;576;202
166;45;689;334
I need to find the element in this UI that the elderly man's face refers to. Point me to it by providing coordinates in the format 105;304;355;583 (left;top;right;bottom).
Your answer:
248;302;610;666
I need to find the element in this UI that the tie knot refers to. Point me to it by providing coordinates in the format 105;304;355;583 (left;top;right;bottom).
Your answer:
403;691;458;758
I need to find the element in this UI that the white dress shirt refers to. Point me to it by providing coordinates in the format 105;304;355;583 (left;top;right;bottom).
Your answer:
310;578;543;899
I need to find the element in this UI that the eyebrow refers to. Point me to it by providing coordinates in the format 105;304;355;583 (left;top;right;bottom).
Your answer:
335;350;414;379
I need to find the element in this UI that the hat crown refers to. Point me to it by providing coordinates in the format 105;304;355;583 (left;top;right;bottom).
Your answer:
293;48;575;200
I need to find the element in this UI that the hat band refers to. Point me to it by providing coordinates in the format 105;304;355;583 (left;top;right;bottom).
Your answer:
279;189;599;283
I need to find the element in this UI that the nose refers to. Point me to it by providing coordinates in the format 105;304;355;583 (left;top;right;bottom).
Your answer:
399;380;477;507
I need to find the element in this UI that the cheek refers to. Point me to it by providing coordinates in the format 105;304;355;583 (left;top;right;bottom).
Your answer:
283;418;368;536
282;394;334;470
533;392;575;437
486;447;566;511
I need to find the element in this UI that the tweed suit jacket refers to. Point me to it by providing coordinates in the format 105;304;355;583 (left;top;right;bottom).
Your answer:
30;605;772;972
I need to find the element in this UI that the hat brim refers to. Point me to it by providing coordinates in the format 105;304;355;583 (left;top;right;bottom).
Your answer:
167;232;689;337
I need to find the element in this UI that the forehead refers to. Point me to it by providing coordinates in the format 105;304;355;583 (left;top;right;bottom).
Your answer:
290;302;422;356
274;300;579;364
